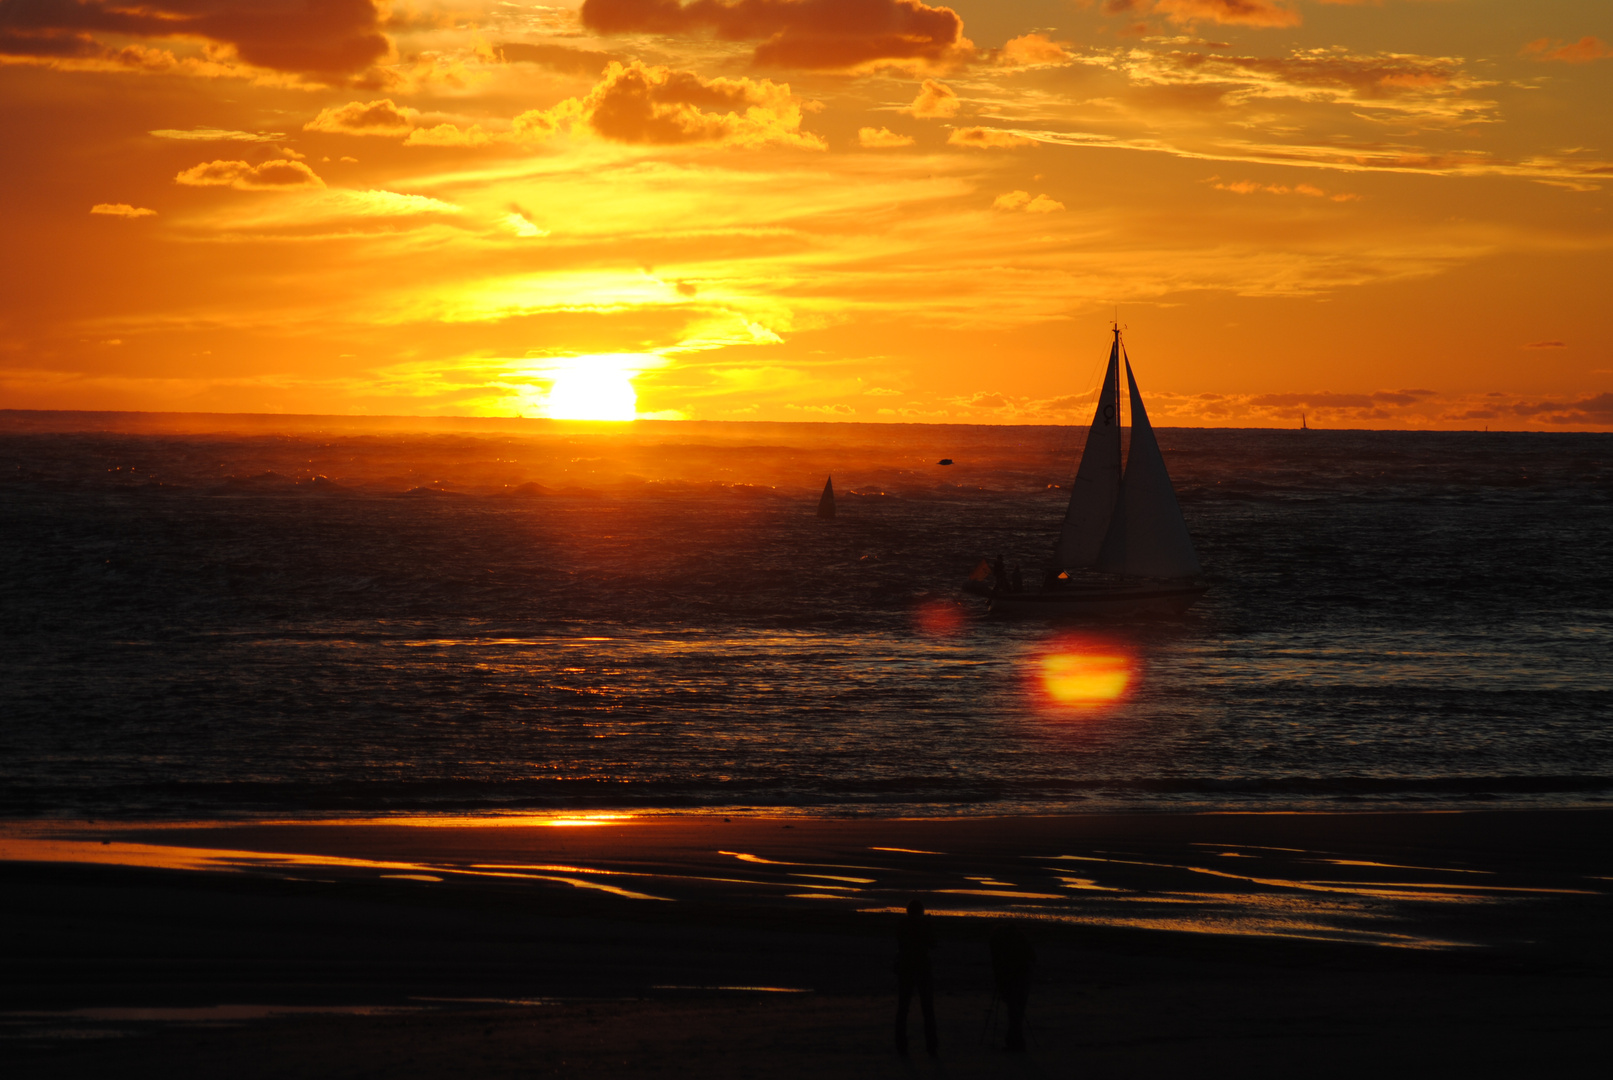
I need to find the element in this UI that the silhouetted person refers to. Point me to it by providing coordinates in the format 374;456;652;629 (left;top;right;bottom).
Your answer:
894;899;938;1057
989;923;1035;1052
993;555;1008;593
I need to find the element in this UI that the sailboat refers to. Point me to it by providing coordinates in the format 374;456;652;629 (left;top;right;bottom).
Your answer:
980;326;1206;616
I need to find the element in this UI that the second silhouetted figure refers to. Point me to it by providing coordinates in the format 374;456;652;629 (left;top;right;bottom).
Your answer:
894;899;938;1057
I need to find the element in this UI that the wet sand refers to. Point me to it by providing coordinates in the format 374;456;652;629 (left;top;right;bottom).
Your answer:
4;811;1612;1076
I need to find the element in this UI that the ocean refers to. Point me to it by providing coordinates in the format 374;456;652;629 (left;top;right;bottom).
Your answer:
2;416;1610;819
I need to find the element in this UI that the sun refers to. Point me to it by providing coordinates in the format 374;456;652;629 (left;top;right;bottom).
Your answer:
542;357;639;421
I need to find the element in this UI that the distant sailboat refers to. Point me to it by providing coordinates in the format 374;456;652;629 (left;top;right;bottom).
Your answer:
976;326;1206;616
817;476;836;519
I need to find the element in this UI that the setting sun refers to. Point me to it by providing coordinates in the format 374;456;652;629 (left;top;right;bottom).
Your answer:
542;357;640;421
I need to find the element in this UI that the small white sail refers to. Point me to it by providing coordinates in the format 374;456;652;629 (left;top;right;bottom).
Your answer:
1053;338;1123;569
1096;356;1201;579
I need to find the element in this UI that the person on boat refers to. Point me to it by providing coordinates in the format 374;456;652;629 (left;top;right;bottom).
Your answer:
989;923;1035;1052
992;555;1009;593
894;898;939;1057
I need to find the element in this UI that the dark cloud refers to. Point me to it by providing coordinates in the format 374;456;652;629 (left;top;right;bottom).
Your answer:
1511;392;1613;424
496;41;622;76
578;0;970;71
0;0;389;76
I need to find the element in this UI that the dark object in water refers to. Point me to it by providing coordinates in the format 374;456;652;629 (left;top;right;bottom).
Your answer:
938;458;953;465
817;476;835;519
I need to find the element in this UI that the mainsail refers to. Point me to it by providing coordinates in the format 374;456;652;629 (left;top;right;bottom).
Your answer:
1095;355;1201;579
1052;336;1123;568
817;476;836;519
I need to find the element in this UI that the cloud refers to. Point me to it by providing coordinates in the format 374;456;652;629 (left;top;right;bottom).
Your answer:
948;126;1033;148
304;99;420;137
1523;37;1613;64
150;127;284;141
1210;178;1360;200
1522;340;1567;350
903;79;959;118
859;126;914;148
174;158;326;190
1004;126;1612;187
404;123;493;147
0;0;392;78
998;33;1073;68
1117;48;1498;126
495;41;621;76
992;190;1063;212
1150;1;1301;27
506;60;825;149
578;0;973;72
90;203;156;217
503;212;548;237
1507;392;1613;425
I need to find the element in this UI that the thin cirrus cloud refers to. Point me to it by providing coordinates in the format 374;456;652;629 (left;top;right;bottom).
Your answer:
150;128;285;142
1113;48;1498;126
0;0;391;77
578;0;973;71
174;158;326;190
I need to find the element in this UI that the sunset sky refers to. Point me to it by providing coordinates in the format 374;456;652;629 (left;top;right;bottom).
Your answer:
2;0;1609;428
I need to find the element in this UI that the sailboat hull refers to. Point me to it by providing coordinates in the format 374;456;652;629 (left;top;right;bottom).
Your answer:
987;582;1206;617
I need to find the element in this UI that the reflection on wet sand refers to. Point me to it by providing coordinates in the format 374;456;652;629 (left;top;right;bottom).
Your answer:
6;814;1605;953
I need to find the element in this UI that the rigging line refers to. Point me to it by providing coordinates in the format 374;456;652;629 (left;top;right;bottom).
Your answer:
1051;326;1113;484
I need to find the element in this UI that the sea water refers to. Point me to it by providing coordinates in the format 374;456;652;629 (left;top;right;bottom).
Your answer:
2;418;1609;819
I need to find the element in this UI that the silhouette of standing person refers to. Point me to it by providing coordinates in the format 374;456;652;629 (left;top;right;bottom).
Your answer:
989;923;1035;1052
894;899;938;1057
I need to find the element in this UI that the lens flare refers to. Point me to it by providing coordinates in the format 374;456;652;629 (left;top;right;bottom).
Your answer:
1038;641;1135;710
914;600;965;636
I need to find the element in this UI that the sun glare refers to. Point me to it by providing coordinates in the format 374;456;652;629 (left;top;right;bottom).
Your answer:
543;356;641;421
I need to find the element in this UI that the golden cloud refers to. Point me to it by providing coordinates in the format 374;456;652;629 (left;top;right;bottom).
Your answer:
304;99;420;136
948;127;1033;148
578;0;973;72
174;158;326;190
90;203;156;217
992;190;1063;212
998;33;1073;68
858;126;915;148
904;79;960;118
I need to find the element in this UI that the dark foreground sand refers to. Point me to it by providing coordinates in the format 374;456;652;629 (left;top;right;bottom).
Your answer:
4;811;1612;1077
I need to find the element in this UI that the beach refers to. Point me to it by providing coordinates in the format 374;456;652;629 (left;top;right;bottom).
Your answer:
6;810;1611;1076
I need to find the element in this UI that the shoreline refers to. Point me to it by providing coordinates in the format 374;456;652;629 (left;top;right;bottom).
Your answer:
7;809;1611;1075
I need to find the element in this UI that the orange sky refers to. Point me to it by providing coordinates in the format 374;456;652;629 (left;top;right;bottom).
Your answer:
1;0;1609;428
